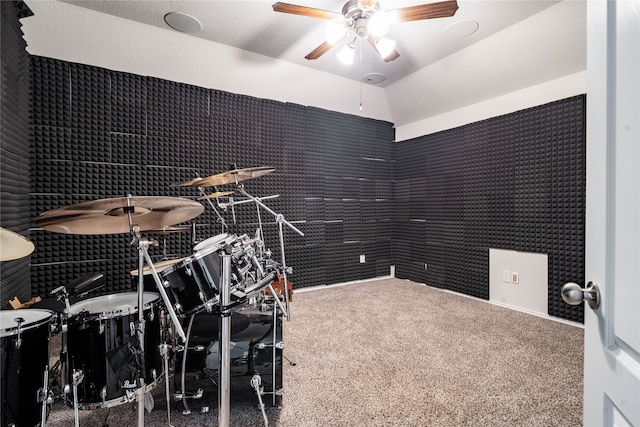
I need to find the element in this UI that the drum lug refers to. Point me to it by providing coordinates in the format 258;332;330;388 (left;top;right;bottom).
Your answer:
148;309;155;322
185;266;192;276
101;386;108;404
13;316;25;349
150;368;158;381
99;320;105;334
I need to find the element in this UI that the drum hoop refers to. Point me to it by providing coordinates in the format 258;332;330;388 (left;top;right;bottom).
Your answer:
0;309;53;337
69;292;159;320
193;233;233;252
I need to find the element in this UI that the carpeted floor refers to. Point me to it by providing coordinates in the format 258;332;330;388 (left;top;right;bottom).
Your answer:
44;278;583;426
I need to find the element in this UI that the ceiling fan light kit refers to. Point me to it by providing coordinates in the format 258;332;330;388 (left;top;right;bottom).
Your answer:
337;42;356;65
273;0;459;63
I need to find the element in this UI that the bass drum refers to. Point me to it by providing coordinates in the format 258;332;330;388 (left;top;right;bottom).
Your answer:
176;303;283;407
1;309;53;427
66;292;163;409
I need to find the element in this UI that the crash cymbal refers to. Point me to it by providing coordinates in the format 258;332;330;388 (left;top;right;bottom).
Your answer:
193;166;275;187
0;227;35;261
34;196;204;235
198;191;233;201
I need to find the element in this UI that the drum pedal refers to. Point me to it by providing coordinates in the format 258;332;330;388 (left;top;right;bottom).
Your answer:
171;388;204;400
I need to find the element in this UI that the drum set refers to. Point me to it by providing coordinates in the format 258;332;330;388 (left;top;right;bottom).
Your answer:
0;166;301;427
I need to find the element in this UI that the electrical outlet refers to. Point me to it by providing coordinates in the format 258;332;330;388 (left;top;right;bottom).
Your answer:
511;272;520;284
502;270;511;282
360;254;366;263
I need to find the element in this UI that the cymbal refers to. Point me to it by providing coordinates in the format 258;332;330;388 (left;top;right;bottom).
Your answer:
193;166;275;187
130;258;185;276
146;226;191;235
198;191;233;201
170;177;203;188
34;196;204;235
0;227;35;261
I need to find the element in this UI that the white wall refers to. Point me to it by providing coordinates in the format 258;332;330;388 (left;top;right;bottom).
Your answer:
489;249;548;317
395;71;586;141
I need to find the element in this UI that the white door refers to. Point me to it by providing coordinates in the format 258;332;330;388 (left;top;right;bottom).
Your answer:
579;1;640;426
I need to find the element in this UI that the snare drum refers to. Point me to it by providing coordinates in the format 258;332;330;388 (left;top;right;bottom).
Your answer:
66;292;162;409
1;309;53;427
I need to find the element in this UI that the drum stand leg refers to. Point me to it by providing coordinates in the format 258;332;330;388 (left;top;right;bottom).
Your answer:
71;369;84;427
159;343;173;427
218;252;232;427
38;365;51;427
250;374;268;427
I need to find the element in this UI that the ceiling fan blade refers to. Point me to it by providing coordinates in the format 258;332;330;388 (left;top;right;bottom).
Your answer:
387;0;459;23
272;2;343;20
367;36;400;62
305;39;341;60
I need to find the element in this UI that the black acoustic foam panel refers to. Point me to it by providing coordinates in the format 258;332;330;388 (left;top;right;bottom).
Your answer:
19;53;584;323
1;1;33;308
29;56;395;300
393;96;586;323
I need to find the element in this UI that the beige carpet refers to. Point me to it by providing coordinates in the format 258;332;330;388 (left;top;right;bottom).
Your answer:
44;278;583;426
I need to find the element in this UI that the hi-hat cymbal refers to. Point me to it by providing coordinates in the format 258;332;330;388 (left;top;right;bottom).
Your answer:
146;226;190;235
0;227;35;261
34;196;204;235
192;166;275;187
198;191;233;201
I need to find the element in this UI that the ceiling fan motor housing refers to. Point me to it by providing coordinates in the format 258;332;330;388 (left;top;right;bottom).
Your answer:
342;0;381;38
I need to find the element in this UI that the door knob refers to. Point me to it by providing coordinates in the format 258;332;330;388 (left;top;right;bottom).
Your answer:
561;281;600;310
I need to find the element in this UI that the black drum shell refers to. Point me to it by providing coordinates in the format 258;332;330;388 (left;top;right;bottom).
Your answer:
65;294;162;405
162;248;222;315
1;309;52;427
176;305;282;404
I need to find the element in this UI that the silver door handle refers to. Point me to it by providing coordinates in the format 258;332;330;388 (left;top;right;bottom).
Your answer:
561;281;600;310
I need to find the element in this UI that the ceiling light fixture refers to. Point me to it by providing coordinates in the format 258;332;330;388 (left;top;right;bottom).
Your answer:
337;40;356;65
375;37;396;59
324;0;396;65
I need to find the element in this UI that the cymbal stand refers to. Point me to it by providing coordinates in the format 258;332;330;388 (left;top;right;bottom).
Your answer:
197;186;228;232
126;198;187;427
218;252;232;427
236;185;302;320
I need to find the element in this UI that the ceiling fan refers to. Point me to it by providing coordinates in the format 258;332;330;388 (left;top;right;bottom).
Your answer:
272;0;459;64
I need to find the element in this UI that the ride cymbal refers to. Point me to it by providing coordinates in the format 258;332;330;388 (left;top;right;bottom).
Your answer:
193;166;275;187
0;227;35;261
34;196;204;235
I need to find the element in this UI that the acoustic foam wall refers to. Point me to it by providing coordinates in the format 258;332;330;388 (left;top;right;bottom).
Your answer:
24;55;584;322
29;57;395;299
393;96;586;323
0;1;33;309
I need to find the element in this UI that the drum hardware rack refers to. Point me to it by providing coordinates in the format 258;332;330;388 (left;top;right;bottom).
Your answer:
233;183;301;321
